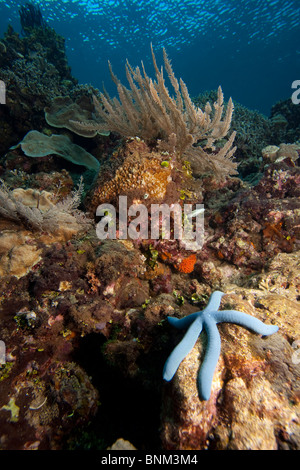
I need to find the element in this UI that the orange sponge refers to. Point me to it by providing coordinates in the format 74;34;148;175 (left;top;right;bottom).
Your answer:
176;254;197;273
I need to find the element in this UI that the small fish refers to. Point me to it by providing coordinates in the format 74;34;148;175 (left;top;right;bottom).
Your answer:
186;208;205;219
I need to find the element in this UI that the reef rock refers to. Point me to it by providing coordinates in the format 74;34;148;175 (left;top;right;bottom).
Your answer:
0;229;42;278
0;360;98;450
87;137;174;213
262;142;300;164
160;268;300;450
107;438;137;450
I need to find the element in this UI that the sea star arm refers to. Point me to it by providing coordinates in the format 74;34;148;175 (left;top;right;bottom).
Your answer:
164;290;224;330
163;316;203;382
204;290;224;312
163;291;279;403
166;312;200;329
213;310;279;336
197;317;221;400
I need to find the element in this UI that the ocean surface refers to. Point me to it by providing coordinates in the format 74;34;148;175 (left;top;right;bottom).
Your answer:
0;0;299;114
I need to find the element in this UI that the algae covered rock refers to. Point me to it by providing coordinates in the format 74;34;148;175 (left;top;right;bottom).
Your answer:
0;229;42;279
160;277;300;450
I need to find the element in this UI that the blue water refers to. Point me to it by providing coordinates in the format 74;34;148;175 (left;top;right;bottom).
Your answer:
0;0;299;114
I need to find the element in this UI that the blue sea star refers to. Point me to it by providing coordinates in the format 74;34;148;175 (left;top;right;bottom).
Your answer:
163;291;279;400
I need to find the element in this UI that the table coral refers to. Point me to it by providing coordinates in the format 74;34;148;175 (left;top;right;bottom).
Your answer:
12;130;100;172
45;95;110;138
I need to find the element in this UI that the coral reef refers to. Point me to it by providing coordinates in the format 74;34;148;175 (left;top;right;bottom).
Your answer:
0;357;98;449
71;46;237;179
0;18;299;451
0;229;42;278
0;23;107;160
0;24;75;153
270;97;300;144
0;177;91;238
261;142;300;165
161;285;300;450
193;91;274;179
87;137;174;212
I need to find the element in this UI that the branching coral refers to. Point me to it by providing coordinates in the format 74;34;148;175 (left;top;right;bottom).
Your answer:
71;45;237;178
